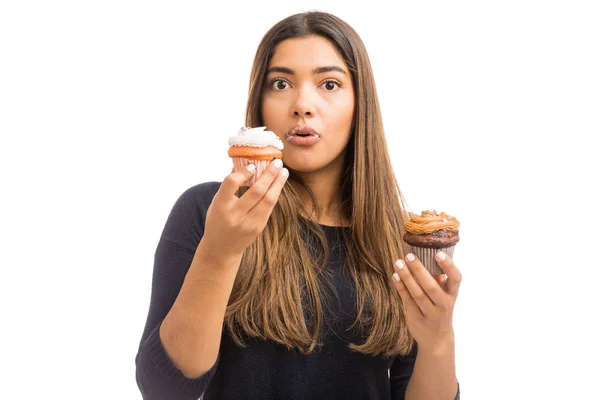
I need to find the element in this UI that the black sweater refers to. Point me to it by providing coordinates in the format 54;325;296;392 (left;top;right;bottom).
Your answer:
135;182;454;400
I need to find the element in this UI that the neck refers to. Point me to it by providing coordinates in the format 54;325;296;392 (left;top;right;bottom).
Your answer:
292;157;349;227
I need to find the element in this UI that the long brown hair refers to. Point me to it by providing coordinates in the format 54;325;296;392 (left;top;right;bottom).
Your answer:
224;11;414;357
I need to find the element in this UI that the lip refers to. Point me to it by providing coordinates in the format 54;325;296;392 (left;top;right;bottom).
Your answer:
287;135;320;146
285;124;321;146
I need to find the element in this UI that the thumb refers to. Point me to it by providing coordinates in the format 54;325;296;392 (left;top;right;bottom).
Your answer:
217;163;257;199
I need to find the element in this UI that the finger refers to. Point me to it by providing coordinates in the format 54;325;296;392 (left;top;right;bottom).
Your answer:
247;166;289;219
435;251;462;296
237;159;284;213
433;274;448;288
215;164;258;200
393;259;436;315
404;253;446;305
392;271;423;318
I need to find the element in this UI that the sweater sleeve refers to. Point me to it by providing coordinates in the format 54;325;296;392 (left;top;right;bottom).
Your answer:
389;343;461;400
389;344;418;400
135;182;222;400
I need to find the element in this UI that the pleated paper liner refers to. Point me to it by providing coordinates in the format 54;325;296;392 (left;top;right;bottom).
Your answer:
232;158;271;186
407;245;456;275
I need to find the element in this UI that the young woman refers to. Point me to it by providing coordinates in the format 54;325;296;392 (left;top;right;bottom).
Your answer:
136;11;461;400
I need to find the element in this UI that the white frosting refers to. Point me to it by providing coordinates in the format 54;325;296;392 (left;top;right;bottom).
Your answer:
228;127;284;150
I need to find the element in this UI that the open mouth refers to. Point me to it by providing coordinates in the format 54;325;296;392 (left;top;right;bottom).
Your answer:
286;125;320;139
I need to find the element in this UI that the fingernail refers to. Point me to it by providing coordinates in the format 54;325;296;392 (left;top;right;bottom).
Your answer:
246;164;256;172
281;168;289;177
394;260;404;270
273;159;283;168
406;253;415;262
393;273;400;281
437;251;446;261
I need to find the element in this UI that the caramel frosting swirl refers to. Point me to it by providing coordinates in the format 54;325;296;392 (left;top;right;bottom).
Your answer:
404;210;460;235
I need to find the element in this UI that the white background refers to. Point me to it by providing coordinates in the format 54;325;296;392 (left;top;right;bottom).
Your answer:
1;0;599;399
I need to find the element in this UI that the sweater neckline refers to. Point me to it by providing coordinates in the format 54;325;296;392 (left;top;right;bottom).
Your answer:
319;223;350;229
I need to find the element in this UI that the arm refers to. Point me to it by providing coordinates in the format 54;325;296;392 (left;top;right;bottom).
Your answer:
135;184;227;400
158;242;243;378
391;251;463;400
405;338;459;400
390;342;459;400
161;160;287;378
136;162;288;399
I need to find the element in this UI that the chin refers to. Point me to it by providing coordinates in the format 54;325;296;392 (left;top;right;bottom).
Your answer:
286;163;319;174
283;152;342;175
282;159;319;173
288;163;335;176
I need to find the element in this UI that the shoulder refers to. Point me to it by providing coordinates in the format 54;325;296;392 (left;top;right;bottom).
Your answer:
177;181;223;208
160;181;223;244
166;181;223;222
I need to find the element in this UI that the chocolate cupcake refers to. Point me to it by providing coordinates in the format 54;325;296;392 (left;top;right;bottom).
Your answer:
403;210;460;274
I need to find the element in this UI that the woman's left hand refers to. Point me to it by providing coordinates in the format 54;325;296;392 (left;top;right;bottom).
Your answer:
392;251;462;353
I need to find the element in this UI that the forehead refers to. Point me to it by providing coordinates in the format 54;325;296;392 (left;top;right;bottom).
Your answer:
268;35;348;72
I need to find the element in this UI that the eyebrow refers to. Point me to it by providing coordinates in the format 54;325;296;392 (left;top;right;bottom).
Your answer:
266;66;347;75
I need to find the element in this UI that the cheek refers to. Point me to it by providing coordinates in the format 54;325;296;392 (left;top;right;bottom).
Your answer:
344;99;355;125
262;96;287;123
260;98;271;122
329;95;354;127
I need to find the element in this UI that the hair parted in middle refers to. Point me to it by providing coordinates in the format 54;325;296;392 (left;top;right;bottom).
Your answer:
224;11;414;358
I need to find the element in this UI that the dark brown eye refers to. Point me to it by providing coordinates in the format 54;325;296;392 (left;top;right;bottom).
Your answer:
272;79;289;90
323;81;339;91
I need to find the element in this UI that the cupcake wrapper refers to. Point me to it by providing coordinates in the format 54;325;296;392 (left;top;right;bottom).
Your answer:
407;245;456;275
232;158;271;186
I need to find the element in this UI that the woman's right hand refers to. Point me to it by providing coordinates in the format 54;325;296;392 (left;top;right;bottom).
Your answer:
200;159;289;262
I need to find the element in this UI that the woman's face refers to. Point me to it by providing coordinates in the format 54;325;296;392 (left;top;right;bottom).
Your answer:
261;35;355;174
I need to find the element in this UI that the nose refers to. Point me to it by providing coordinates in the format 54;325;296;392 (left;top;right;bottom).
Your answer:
290;86;315;118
